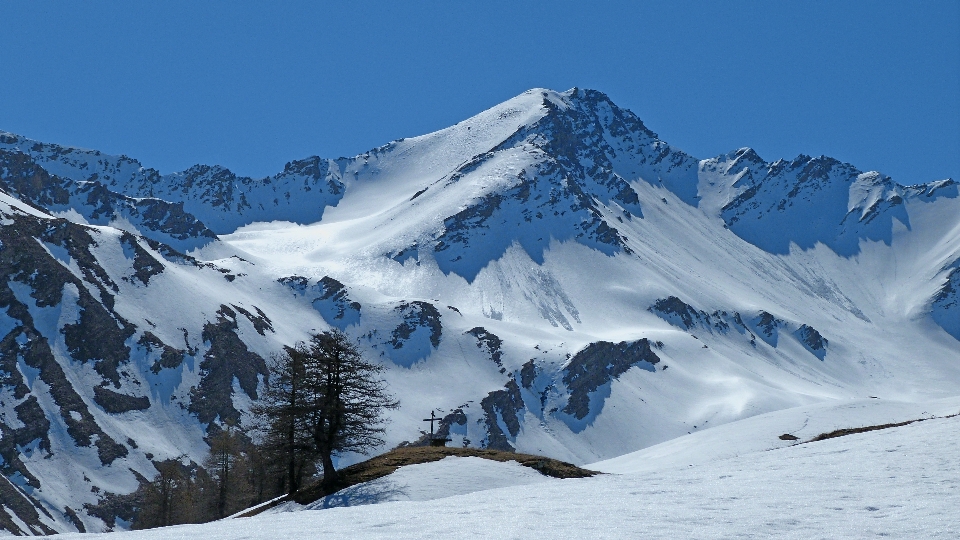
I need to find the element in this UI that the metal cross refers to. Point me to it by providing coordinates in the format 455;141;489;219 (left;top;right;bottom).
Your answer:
422;410;440;436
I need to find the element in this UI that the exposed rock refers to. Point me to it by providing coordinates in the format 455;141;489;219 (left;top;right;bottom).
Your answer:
22;331;128;464
466;327;503;369
138;331;186;373
390;301;442;350
279;275;361;329
480;379;525;451
93;386;150;414
519;359;538;389
62;506;86;533
0;475;56;535
562;339;660;420
751;311;783;346
277;275;309;292
315;277;361;326
0;149;71;209
0;148;217;250
232;304;274;336
795;324;828;360
932;266;959;340
120;233;165;285
189;306;268;426
82;471;148;530
649;297;733;333
0;214;128;466
61;291;135;386
650;296;704;329
714;151;950;257
0;395;49;487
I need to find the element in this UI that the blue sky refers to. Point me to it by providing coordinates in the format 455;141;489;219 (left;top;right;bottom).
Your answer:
0;1;957;183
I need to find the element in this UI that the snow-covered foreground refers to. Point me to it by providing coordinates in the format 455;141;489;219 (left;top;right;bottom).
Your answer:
270;456;553;511
47;401;960;539
591;395;960;474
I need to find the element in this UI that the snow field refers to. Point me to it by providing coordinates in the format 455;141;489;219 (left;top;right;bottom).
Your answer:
43;409;960;539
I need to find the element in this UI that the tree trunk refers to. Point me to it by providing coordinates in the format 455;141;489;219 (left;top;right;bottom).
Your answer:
320;451;338;489
217;458;228;518
286;374;299;495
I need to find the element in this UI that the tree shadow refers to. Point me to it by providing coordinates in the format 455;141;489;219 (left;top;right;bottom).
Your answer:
305;478;409;510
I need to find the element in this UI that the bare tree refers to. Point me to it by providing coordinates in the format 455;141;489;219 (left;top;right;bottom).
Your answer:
251;348;315;495
301;330;399;489
254;330;398;492
133;458;200;529
203;425;254;518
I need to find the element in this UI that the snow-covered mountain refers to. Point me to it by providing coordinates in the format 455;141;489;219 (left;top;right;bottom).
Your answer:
0;88;957;534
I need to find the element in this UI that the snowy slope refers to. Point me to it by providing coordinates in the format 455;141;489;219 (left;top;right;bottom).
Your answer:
590;395;960;474
266;456;552;511
0;87;957;534
48;406;960;539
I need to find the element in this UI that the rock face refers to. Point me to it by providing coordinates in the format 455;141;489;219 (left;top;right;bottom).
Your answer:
752;311;783;346
702;150;959;256
190;306;269;425
280;275;362;329
932;265;960;340
0;148;218;252
466;327;504;371
794;324;828;360
0;133;347;240
92;387;150;414
562;340;660;422
0;191;278;533
0;87;957;534
422;89;680;282
649;296;737;334
480;380;526;451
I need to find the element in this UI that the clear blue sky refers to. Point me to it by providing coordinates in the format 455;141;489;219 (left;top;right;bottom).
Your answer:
1;1;957;184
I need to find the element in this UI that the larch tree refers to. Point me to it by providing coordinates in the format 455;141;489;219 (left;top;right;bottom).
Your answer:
203;425;254;518
300;330;399;489
251;347;315;495
254;329;398;493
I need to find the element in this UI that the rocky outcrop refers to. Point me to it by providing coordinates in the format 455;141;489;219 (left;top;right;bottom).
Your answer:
650;296;713;330
713;150;957;257
189;306;269;426
279;275;361;329
138;331;186;373
428;89;677;281
480;380;525;451
751;311;784;346
794;324;828;360
0;213;131;469
650;297;751;336
0;148;218;251
562;339;659;421
93;386;150;414
390;301;442;350
315;277;361;327
932;265;959;340
466;327;504;370
0;475;56;535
